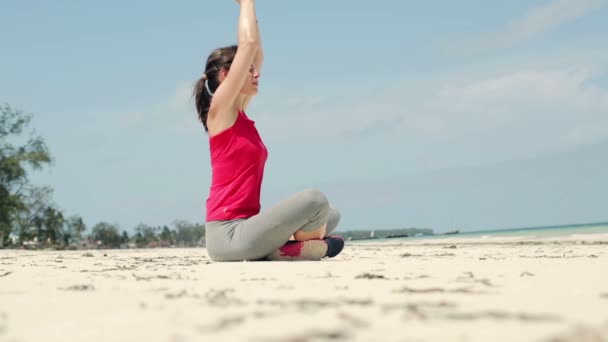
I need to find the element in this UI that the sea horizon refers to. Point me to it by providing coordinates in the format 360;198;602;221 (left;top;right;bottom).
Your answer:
348;220;608;243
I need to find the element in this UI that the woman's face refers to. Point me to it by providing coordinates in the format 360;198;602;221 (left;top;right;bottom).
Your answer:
218;64;260;96
240;65;260;96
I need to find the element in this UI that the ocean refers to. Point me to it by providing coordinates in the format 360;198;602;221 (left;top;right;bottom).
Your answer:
369;221;608;242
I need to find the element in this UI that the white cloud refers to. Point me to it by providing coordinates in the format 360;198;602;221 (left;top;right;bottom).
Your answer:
166;82;202;136
434;68;608;149
168;82;195;115
444;0;607;53
251;43;608;170
439;69;590;101
101;39;608;173
109;81;201;136
508;0;605;40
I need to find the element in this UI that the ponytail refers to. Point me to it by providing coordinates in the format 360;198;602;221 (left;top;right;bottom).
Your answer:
194;45;238;132
194;74;212;131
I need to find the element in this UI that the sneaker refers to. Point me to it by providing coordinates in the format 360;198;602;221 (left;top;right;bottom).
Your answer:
324;236;345;258
266;236;344;261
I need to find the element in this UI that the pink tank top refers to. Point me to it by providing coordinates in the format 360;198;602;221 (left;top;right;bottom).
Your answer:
206;111;268;221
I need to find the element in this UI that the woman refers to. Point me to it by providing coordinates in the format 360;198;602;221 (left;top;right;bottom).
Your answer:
193;0;344;262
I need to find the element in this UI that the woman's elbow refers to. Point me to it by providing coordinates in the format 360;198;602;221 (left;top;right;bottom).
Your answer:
238;39;259;50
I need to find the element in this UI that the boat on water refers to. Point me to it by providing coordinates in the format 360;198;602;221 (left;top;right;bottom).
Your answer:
443;230;460;235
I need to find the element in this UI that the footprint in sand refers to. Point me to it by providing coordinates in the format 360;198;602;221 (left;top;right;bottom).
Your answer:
197;315;246;332
59;284;95;291
400;253;422;258
355;272;386;280
205;288;244;306
393;286;480;294
442;310;560;322
279;329;350;341
454;272;495;287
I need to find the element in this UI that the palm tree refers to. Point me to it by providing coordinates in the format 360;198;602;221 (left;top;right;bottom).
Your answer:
43;206;64;246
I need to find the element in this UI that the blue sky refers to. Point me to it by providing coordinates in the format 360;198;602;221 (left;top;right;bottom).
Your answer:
1;0;607;233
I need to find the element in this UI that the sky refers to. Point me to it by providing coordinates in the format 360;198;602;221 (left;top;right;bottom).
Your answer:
1;0;607;233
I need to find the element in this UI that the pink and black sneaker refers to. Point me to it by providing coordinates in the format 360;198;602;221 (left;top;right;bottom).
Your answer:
324;236;345;258
266;236;345;261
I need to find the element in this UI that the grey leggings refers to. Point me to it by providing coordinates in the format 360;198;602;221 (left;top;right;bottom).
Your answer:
205;189;341;262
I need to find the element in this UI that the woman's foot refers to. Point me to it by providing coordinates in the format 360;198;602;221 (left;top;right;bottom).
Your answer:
266;236;345;261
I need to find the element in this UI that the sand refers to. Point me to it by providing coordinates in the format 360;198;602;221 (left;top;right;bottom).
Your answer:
1;234;607;342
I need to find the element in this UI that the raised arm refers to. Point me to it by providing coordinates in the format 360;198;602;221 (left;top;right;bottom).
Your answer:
242;4;263;111
208;0;259;126
253;16;264;73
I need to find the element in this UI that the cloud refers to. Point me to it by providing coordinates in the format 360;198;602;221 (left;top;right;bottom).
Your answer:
252;43;608;171
440;69;590;100
443;0;607;53
109;81;201;136
505;0;605;41
100;38;608;175
166;82;202;136
434;68;608;148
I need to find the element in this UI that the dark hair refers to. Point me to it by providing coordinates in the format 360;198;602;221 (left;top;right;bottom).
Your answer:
194;45;238;131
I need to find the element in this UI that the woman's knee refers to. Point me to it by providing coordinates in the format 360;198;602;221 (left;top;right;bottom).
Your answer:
325;207;341;236
300;188;330;214
328;206;341;224
293;224;326;241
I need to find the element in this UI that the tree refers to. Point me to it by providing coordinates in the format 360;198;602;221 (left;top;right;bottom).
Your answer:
0;103;51;246
159;225;173;245
64;215;87;245
10;187;68;248
133;223;157;246
42;206;64;246
132;232;145;247
91;222;121;248
120;230;129;245
12;186;54;244
173;220;205;246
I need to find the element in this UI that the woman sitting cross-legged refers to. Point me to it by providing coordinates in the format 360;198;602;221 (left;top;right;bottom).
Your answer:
193;0;345;262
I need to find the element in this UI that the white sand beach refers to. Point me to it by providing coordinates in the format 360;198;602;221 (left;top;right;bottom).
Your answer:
1;234;607;342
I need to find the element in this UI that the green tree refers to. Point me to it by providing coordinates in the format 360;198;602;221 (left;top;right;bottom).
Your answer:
120;230;129;245
134;223;157;245
42;206;64;246
173;220;205;246
64;215;87;245
12;186;54;244
0;104;51;247
91;222;121;248
132;232;145;247
12;188;70;248
159;225;173;245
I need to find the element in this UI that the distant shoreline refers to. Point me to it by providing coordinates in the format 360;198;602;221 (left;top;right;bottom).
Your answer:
340;221;608;242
